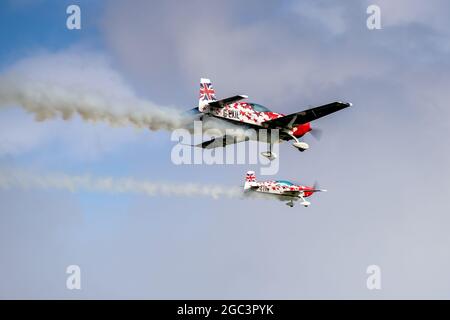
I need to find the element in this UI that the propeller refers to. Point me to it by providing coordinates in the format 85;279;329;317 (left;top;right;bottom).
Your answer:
309;127;323;140
312;181;327;192
313;181;319;190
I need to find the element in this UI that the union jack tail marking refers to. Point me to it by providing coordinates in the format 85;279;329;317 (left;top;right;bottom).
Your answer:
244;171;257;190
198;78;216;111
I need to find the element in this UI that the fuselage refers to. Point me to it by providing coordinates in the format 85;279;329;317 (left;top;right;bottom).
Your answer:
211;102;282;126
252;180;314;198
205;102;312;139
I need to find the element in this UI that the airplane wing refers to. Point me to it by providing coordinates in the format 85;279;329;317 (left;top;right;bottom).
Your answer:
263;101;351;129
280;190;300;196
282;189;326;196
207;95;248;109
196;134;249;149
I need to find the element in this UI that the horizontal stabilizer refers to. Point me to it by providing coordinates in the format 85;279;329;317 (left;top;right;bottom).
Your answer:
207;95;248;109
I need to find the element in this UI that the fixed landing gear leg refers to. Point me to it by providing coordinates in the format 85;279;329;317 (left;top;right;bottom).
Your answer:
299;195;311;207
261;142;277;161
288;134;309;152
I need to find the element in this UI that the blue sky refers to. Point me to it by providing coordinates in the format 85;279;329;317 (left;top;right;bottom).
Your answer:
0;1;103;62
1;0;450;298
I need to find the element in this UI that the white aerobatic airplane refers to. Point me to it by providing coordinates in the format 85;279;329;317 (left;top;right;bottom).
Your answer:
187;78;352;160
244;171;326;207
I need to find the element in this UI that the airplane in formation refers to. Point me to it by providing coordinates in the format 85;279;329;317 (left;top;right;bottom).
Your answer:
187;78;352;160
243;171;326;207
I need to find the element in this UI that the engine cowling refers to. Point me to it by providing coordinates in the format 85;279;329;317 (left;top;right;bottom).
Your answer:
292;123;311;137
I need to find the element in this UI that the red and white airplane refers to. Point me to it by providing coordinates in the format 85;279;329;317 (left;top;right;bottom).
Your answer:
244;171;326;207
188;78;352;160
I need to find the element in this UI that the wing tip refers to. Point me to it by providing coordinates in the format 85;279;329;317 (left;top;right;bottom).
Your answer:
335;101;353;108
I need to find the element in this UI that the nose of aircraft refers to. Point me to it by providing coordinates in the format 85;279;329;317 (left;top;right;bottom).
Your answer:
293;122;311;137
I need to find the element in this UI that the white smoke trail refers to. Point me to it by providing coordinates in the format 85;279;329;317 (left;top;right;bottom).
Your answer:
0;49;258;143
0;168;242;200
0;50;191;131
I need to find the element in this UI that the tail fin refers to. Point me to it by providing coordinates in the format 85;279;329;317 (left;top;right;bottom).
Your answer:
198;78;217;112
244;171;257;190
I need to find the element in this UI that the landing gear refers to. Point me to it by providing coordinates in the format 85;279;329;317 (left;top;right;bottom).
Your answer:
285;131;309;152
299;195;310;207
286;200;294;207
300;201;310;207
261;151;277;160
293;141;309;152
261;143;277;161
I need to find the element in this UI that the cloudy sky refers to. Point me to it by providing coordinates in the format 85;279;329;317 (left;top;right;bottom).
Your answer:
0;0;450;299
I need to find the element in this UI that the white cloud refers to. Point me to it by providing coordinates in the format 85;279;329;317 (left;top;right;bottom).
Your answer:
2;0;450;299
0;48;194;161
0;109;50;156
101;0;389;107
0;107;146;161
369;0;450;34
291;1;347;35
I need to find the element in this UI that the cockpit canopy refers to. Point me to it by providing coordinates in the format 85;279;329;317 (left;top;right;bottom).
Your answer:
249;103;271;112
276;180;294;186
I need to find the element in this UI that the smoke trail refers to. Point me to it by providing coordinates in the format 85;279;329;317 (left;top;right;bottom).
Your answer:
0;168;242;199
0;49;258;142
0;50;191;131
